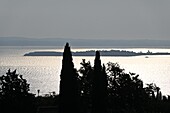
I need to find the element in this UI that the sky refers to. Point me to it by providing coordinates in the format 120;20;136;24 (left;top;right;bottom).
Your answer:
0;0;170;40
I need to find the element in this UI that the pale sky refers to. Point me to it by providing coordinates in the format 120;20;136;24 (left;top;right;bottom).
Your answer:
0;0;170;40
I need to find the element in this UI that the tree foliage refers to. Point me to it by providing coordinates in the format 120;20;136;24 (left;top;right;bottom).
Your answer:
0;69;35;113
106;62;146;113
92;51;108;113
0;69;30;96
78;60;149;113
59;43;80;113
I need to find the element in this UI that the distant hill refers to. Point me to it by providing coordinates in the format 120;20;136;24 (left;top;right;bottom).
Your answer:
24;50;170;56
1;37;170;48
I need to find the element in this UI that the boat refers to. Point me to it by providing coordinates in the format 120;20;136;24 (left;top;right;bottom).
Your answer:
145;56;149;58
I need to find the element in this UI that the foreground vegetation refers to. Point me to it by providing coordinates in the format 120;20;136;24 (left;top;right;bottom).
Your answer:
1;43;170;113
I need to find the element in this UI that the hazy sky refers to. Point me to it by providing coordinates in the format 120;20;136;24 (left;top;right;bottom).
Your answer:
0;0;170;40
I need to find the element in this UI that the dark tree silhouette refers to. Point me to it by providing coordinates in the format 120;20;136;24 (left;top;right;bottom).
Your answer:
59;43;79;113
144;83;165;113
92;51;108;113
77;58;170;113
58;44;170;113
78;59;93;113
79;59;93;97
145;83;162;100
0;69;35;113
106;62;147;113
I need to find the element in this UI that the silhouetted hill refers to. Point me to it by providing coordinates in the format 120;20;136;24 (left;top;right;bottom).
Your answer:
24;50;170;56
1;37;170;48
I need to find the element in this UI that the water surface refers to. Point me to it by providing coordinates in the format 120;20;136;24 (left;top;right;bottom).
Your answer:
0;46;170;96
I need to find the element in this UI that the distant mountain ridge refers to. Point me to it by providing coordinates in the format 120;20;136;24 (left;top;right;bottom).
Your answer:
1;37;170;48
24;50;170;56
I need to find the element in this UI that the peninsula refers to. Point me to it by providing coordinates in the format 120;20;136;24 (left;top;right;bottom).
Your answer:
24;50;170;56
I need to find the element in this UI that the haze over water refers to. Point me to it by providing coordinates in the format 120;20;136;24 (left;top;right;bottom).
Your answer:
0;46;170;96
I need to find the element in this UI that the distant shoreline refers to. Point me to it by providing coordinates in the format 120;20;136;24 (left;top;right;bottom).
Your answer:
24;50;170;56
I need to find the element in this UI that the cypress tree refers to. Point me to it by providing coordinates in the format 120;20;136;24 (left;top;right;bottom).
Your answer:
59;43;79;113
92;51;108;113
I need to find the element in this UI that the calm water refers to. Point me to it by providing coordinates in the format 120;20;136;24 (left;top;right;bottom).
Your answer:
0;46;170;96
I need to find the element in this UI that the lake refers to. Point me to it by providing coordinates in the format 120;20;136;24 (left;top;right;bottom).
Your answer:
0;46;170;96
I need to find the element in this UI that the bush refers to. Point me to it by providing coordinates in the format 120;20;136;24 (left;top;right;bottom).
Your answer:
0;69;36;113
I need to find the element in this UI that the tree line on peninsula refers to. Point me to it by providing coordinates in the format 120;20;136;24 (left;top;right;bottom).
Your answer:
0;43;170;113
24;49;170;56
